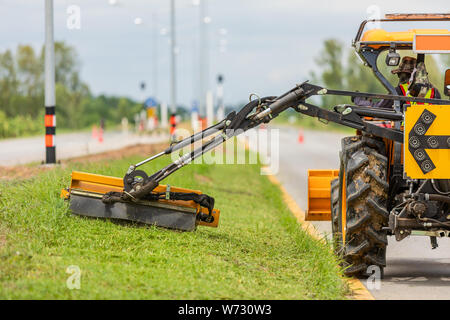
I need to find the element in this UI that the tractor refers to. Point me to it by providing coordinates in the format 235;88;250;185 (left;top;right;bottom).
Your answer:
62;13;450;277
306;13;450;276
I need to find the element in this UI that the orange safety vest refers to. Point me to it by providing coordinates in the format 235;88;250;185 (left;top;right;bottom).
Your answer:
399;82;435;105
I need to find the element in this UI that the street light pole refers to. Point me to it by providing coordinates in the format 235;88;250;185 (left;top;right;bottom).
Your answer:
198;0;211;120
44;0;56;164
170;0;177;114
199;0;205;118
152;12;158;99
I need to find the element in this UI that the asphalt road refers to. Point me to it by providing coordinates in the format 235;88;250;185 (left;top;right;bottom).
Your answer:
0;130;167;166
269;125;450;300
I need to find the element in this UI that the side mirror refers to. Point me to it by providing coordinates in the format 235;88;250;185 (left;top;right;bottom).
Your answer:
445;69;450;97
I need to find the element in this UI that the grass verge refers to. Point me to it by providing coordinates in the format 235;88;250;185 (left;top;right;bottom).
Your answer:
0;148;348;299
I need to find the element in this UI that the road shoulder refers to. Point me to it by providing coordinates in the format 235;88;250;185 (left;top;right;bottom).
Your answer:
263;166;374;300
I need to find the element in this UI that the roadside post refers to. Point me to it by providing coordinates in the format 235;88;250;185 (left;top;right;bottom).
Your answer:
216;74;224;121
44;0;56;164
170;113;177;142
206;91;213;127
161;102;168;128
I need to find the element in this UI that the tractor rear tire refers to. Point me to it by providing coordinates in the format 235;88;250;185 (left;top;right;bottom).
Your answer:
338;135;389;278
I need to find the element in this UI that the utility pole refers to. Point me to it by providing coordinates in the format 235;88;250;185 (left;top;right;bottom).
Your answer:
152;12;158;99
44;0;56;164
170;0;177;113
199;0;209;118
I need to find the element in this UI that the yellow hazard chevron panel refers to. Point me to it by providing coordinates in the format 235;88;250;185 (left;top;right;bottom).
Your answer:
404;105;450;179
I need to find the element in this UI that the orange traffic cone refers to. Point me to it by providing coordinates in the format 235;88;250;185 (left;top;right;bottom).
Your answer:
92;125;98;139
98;127;103;143
298;129;304;144
201;117;207;130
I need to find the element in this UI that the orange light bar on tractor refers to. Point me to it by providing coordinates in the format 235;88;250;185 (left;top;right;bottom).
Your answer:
385;13;450;20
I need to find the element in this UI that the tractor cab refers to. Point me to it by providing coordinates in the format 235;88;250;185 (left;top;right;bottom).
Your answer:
307;13;450;222
306;14;450;277
353;13;450;98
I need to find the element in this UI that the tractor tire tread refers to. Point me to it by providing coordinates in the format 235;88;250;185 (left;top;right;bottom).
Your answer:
340;135;389;277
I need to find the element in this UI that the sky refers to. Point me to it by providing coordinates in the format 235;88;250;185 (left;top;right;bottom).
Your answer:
0;0;449;107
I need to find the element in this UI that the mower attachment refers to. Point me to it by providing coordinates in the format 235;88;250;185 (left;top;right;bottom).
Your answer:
61;171;220;231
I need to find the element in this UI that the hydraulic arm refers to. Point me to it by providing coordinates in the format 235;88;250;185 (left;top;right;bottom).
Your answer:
62;81;449;231
115;81;449;208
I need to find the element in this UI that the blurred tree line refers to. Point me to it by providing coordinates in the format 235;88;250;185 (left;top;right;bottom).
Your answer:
0;42;142;138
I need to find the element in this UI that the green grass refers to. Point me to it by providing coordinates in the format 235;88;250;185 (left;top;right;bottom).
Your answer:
0;149;348;299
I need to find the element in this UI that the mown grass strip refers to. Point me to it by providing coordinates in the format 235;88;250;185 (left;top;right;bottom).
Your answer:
0;151;348;299
263;168;373;300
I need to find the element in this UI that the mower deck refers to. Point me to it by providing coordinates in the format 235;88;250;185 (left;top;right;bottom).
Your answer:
61;171;220;231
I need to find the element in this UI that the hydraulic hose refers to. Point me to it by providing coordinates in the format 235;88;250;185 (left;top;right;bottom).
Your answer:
425;194;450;205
